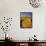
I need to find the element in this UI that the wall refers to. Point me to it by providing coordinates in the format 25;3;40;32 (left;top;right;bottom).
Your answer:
0;0;46;40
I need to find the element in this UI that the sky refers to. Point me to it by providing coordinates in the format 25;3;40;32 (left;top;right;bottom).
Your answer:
20;12;32;17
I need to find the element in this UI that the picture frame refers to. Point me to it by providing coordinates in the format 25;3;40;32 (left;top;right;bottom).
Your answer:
20;12;32;28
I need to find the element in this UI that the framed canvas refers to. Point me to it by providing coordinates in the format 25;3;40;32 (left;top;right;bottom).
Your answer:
20;12;32;28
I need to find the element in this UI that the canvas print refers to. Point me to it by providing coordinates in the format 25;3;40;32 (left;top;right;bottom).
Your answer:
20;12;32;28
